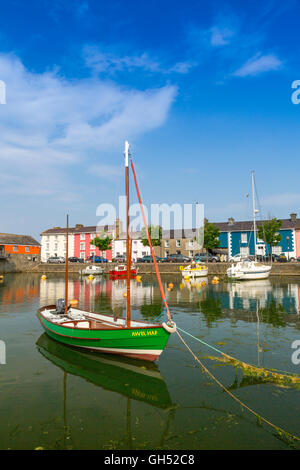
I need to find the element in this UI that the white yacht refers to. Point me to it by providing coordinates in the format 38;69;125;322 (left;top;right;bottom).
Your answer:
227;171;271;281
80;265;104;276
227;259;271;280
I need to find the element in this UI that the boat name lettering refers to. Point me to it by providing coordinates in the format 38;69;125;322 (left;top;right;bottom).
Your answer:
131;330;158;337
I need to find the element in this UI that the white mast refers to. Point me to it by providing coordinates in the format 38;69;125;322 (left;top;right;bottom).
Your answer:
251;171;259;260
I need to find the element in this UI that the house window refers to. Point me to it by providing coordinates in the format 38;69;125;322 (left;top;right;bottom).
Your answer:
46;243;49;250
80;233;85;240
241;233;247;244
272;246;281;254
54;243;58;250
13;246;18;252
90;252;95;258
80;243;85;250
176;250;181;254
189;250;194;257
80;252;85;259
142;251;147;256
176;240;181;248
90;243;95;249
165;240;170;248
240;246;249;256
25;247;30;252
165;251;169;257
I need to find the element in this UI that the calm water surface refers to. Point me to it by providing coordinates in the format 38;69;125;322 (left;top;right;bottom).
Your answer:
1;273;300;450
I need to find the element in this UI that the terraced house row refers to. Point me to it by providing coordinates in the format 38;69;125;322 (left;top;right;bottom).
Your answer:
40;213;300;262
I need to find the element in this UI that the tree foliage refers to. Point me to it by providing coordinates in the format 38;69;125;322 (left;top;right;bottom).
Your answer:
140;225;162;247
257;218;282;257
203;220;220;252
90;231;112;253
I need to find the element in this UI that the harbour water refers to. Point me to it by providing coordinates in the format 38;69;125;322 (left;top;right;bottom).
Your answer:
0;273;300;449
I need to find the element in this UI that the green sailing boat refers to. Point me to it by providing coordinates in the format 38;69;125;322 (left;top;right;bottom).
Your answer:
37;142;176;362
36;333;173;409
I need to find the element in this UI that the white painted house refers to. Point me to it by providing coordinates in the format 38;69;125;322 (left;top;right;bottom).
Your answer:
40;228;74;262
113;231;150;261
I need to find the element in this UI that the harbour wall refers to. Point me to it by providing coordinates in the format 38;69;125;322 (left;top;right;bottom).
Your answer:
2;261;299;276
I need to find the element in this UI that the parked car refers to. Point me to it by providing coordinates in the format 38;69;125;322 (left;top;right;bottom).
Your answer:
47;256;65;264
68;257;84;263
86;255;108;263
113;255;126;263
257;254;279;262
137;255;163;263
297;257;300;262
194;252;220;262
164;254;190;263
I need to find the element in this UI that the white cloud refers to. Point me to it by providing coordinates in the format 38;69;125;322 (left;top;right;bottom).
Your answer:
0;52;176;197
262;193;300;207
84;45;195;75
210;26;235;46
232;53;283;77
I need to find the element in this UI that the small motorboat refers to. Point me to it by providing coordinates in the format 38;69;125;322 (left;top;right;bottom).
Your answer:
227;259;271;280
109;264;137;278
180;263;208;278
80;264;104;276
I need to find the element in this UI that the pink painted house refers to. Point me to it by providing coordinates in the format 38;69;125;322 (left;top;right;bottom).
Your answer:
73;225;114;261
295;227;300;258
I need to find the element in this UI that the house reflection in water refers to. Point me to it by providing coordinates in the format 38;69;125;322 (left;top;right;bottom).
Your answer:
39;276;300;317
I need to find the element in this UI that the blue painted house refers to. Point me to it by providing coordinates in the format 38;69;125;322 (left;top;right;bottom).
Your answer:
214;213;300;260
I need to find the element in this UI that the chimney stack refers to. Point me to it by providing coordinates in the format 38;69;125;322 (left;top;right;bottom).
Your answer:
290;213;297;223
228;217;235;225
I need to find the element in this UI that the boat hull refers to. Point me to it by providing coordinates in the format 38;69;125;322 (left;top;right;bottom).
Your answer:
227;268;271;280
109;269;137;278
181;269;208;277
37;308;171;362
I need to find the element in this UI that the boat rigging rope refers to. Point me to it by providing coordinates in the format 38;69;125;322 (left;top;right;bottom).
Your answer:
176;326;300;382
175;329;300;445
130;158;172;323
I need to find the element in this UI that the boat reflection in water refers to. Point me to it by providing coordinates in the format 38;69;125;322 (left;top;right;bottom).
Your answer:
36;333;173;410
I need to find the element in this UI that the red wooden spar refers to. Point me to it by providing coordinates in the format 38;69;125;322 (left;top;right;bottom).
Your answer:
125;142;131;327
65;214;69;315
130;159;172;322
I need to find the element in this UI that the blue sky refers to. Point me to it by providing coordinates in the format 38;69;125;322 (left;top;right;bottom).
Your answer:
0;0;300;239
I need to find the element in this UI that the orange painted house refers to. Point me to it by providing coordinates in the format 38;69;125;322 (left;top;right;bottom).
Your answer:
0;233;40;259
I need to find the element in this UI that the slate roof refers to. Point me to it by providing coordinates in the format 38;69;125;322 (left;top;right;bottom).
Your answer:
41;217;300;240
41;224;115;235
0;233;40;246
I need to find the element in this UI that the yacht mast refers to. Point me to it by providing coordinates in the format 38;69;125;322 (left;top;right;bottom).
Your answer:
251;171;257;261
125;141;131;327
65;214;69;315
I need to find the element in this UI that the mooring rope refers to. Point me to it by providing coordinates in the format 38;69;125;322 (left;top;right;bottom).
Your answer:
176;326;300;382
175;329;300;445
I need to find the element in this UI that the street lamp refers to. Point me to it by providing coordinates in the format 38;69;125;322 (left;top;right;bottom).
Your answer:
286;236;290;261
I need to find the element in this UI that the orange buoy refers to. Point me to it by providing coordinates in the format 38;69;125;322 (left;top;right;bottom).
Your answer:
70;299;79;307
